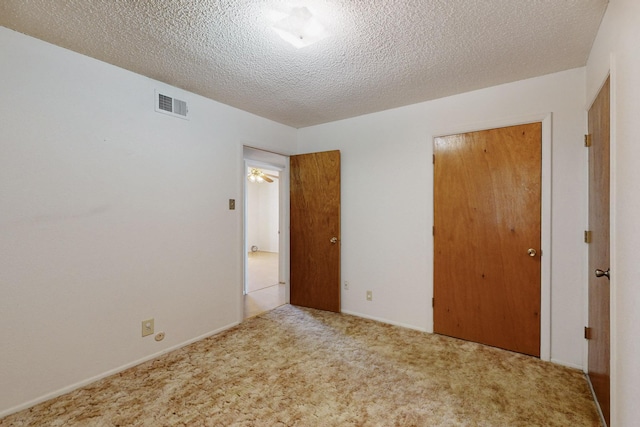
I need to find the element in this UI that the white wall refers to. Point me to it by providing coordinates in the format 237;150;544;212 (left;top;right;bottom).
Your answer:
246;174;279;253
0;27;297;416
247;179;261;249
297;68;588;368
258;173;280;252
586;0;640;425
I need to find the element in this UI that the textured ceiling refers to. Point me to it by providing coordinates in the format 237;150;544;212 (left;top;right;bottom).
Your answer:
0;0;608;128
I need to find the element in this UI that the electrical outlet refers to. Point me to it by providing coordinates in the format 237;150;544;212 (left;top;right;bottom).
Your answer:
344;281;349;290
142;319;154;337
366;290;372;301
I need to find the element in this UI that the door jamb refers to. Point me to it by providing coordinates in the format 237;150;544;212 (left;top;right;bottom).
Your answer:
433;113;552;361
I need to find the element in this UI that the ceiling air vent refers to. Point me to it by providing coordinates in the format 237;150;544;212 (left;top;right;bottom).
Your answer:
155;90;189;120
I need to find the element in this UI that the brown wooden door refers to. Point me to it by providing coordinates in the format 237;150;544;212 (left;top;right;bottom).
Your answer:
588;77;610;426
434;123;542;357
290;150;341;312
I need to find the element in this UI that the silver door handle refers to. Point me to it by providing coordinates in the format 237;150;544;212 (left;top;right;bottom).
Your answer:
595;268;610;280
330;237;338;244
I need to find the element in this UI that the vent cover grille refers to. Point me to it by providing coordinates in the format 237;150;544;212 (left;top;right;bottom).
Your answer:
158;94;173;112
155;91;189;120
173;99;187;116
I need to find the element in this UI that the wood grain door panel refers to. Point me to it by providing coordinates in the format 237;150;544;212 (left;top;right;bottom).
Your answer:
434;123;542;357
588;76;610;426
290;150;341;312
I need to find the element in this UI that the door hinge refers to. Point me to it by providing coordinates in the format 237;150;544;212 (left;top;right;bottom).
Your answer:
584;326;592;340
432;226;435;236
585;134;592;147
432;154;435;164
584;230;592;243
432;298;435;308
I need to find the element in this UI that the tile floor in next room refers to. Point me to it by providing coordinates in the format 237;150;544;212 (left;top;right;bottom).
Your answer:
244;251;286;319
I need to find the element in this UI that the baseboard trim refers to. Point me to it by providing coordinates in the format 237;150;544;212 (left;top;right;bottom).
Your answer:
0;321;240;419
340;312;585;372
549;358;584;371
584;373;608;427
341;310;428;333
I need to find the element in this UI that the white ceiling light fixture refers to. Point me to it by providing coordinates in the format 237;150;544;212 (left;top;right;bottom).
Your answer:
272;6;330;49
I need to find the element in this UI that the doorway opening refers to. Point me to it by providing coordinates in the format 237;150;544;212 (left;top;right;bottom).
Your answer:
243;147;289;319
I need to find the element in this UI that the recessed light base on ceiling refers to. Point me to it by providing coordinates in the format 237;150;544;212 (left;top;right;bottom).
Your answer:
272;6;329;49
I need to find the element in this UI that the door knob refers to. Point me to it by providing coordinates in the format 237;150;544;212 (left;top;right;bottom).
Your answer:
527;248;537;257
330;237;338;244
595;268;610;280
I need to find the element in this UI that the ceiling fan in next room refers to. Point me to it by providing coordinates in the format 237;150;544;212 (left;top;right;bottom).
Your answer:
247;168;279;183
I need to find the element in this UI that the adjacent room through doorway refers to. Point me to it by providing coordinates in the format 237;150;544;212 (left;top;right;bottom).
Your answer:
243;147;289;319
244;166;285;318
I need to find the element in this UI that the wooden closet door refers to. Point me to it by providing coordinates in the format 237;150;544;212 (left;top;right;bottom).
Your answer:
587;77;610;426
434;123;542;357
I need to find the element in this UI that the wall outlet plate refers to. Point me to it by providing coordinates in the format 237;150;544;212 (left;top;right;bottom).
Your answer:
142;318;154;337
366;291;372;301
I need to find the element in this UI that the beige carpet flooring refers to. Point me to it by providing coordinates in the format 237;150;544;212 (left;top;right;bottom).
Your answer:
0;305;601;426
246;251;279;293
